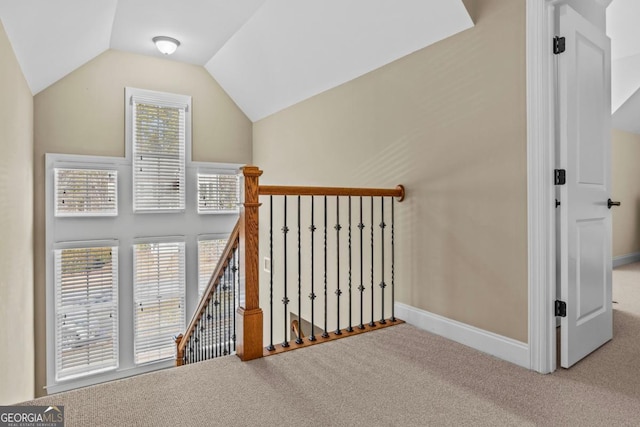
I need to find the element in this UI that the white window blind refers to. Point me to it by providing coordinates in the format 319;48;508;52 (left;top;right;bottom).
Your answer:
133;241;185;364
133;100;186;211
54;168;117;216
197;173;239;213
54;246;118;381
198;238;228;297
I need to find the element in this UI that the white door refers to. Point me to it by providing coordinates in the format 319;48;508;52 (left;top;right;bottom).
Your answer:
557;5;612;369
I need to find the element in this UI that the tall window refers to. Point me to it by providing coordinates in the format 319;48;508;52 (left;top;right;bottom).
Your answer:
46;87;239;393
54;245;118;380
133;241;186;364
132;96;187;211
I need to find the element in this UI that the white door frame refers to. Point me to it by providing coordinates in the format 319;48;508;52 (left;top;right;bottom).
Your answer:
526;0;612;374
526;0;557;374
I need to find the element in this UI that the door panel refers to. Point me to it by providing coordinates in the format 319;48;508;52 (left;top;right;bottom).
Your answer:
558;5;612;369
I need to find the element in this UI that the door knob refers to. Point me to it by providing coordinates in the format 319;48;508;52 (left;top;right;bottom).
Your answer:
607;199;621;209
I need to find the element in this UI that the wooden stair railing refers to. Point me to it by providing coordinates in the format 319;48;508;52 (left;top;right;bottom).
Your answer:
175;220;240;366
258;178;405;356
176;165;406;365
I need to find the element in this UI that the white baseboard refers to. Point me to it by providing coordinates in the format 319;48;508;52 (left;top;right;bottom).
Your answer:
613;252;640;268
395;302;530;369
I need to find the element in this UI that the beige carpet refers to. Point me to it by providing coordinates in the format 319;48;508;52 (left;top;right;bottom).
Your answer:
21;266;640;426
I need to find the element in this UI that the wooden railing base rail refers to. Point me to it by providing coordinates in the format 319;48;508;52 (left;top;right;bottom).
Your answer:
263;318;404;357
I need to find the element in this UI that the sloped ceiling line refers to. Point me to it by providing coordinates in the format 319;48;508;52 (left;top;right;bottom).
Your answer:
0;0;473;122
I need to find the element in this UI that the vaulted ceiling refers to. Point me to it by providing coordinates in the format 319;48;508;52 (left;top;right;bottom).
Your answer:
0;0;473;121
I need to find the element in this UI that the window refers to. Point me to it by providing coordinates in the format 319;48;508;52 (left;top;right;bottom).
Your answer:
198;238;228;297
55;168;117;216
132;97;187;211
197;173;240;214
133;241;185;364
45;89;239;393
54;245;118;380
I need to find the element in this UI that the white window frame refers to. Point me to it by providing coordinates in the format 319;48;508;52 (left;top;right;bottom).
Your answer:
53;240;119;381
126;87;192;214
133;237;186;365
45;155;242;393
54;167;118;217
197;168;241;215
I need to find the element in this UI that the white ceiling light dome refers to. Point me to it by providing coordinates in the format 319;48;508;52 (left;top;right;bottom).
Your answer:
152;36;180;55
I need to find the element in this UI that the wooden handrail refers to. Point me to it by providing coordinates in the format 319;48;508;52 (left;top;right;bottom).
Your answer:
259;184;405;202
176;219;240;366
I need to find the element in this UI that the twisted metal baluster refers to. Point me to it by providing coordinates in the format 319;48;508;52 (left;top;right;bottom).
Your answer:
369;196;375;327
296;196;303;344
335;196;342;335
267;196;275;351
379;197;387;324
358;196;365;330
391;198;396;322
322;196;329;338
347;196;353;332
309;196;317;342
282;196;290;348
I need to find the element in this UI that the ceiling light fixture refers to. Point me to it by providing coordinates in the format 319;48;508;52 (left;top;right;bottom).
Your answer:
153;36;180;55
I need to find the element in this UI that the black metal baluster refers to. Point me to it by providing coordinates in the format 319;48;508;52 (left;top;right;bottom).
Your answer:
347;196;353;333
211;297;215;358
195;317;200;362
369;196;375;327
234;247;239;350
227;262;232;355
309;196;317;342
379;197;387;324
267;196;275;351
215;293;220;358
296;196;303;344
391;198;396;322
189;332;193;364
220;270;225;356
358;196;365;330
223;263;229;356
206;299;211;360
322;195;329;339
282;196;290;348
335;196;342;335
228;263;232;354
232;248;238;350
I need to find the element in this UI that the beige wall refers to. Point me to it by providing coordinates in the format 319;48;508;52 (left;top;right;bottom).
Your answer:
612;129;640;258
253;0;528;342
33;49;252;396
0;20;34;404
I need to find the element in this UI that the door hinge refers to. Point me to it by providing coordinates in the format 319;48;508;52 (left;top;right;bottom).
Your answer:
554;169;566;185
554;36;566;54
555;199;561;208
555;300;567;317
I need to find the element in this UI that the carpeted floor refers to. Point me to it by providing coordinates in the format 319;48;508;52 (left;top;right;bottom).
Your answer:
21;265;640;426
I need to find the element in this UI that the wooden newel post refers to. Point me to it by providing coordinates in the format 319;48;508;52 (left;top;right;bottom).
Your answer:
175;334;184;366
236;166;264;360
